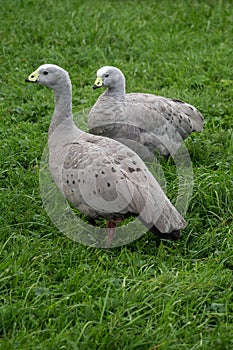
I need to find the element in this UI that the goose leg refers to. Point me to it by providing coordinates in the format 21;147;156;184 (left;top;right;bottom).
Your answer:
105;221;117;247
105;218;123;247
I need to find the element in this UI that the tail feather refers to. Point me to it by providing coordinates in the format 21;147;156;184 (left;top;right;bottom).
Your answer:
139;216;181;241
149;224;181;241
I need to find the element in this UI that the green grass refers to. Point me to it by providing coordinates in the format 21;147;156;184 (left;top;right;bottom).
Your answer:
0;0;233;348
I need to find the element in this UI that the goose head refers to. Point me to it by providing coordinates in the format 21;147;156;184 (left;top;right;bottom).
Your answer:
93;66;125;92
26;64;70;90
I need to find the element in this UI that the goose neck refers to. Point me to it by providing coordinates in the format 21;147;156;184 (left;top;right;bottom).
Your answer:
104;85;126;98
49;82;74;136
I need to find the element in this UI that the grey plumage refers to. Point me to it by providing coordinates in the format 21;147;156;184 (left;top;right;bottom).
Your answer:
26;64;186;244
89;66;204;161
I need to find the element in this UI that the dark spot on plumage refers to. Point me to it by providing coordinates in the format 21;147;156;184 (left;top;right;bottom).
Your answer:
78;179;80;182
128;166;135;173
93;190;96;194
95;174;98;177
172;99;185;104
66;180;69;184
111;167;116;172
136;168;141;172
101;170;105;174
114;160;120;164
72;180;75;184
132;160;137;165
103;160;111;164
107;182;111;187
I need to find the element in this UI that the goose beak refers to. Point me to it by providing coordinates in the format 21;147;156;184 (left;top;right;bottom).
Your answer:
25;70;39;83
93;76;103;90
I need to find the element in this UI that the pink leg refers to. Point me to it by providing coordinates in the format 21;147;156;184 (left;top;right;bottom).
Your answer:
106;222;116;247
105;219;123;247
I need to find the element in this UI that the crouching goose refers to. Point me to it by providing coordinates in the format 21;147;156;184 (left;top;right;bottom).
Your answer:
88;66;204;161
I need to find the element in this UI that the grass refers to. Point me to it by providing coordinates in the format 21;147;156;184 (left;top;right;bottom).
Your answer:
0;0;233;348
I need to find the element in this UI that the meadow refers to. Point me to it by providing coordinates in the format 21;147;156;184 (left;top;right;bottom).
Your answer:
0;0;232;349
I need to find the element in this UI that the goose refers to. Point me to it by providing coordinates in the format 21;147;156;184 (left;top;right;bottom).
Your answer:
26;64;186;246
88;66;204;161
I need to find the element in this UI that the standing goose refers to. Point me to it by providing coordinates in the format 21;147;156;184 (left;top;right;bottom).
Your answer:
88;66;204;161
26;64;186;246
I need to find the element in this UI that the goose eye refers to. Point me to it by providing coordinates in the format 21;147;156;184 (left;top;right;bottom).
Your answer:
105;73;109;78
43;70;48;75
